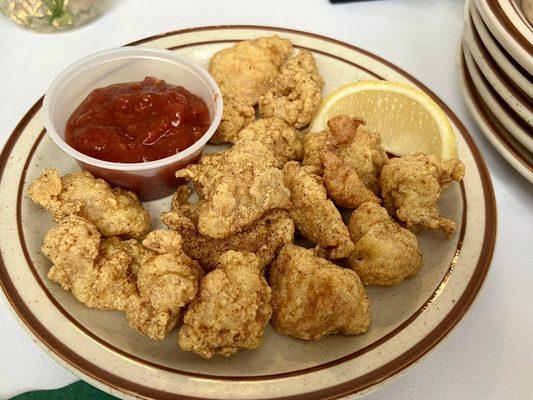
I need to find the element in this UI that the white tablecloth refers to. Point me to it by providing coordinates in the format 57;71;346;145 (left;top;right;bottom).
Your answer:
0;0;531;399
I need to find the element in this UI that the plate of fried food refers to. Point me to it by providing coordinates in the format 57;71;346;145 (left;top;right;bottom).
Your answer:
0;26;496;400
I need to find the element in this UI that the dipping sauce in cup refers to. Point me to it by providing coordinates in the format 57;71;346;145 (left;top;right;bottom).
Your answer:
43;47;223;201
65;77;211;163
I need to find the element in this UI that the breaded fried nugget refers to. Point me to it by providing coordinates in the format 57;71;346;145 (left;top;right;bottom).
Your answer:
178;251;272;358
320;115;388;208
269;245;370;341
42;217;202;340
42;216;138;311
347;202;422;286
302;130;327;174
125;231;204;340
210;35;293;107
209;35;293;143
29;168;150;239
259;50;323;129
176;141;291;239
282;161;354;259
161;186;294;271
379;153;465;238
235;118;303;167
211;101;256;145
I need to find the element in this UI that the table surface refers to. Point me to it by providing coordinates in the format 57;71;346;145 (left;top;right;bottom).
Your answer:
0;0;532;399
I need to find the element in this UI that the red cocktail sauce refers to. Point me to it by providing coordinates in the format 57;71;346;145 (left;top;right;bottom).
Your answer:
65;77;210;163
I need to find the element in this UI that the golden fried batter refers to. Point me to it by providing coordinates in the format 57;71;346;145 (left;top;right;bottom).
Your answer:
125;231;204;340
42;216;202;340
210;101;255;145
209;35;293;143
347;202;422;286
259;50;323;129
29;168;150;239
235;118;303;167
179;251;272;358
161;186;294;271
42;216;138;311
269;244;370;341
380;153;465;238
302;130;327;174
176;141;291;239
320;115;388;208
282;161;354;259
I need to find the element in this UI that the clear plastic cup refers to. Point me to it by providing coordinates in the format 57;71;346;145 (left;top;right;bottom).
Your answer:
43;47;223;201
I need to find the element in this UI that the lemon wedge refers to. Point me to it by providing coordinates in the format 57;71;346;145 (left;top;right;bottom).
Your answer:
309;81;457;158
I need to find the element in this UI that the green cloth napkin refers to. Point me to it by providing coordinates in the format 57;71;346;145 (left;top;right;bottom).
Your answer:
12;381;117;400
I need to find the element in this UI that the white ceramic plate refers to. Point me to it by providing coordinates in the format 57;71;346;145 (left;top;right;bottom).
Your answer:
0;27;496;400
463;8;533;151
464;0;533;125
460;42;533;182
475;0;533;74
470;1;533;97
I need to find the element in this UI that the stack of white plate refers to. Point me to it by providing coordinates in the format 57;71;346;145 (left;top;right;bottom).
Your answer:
460;0;533;182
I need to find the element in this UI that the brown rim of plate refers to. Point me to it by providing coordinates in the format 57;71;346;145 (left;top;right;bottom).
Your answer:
461;50;533;171
468;14;533;111
0;25;497;400
509;0;533;32
470;3;533;84
468;20;533;131
485;0;533;55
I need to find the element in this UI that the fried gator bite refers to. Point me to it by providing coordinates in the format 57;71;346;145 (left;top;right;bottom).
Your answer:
259;50;323;129
269;245;370;341
320;115;389;209
379;153;465;238
161;186;294;271
347;202;422;286
42;216;203;340
125;230;204;340
179;251;272;358
29;168;150;239
282;161;354;259
176;140;291;239
302;130;327;174
42;215;138;311
235;118;304;168
209;35;293;143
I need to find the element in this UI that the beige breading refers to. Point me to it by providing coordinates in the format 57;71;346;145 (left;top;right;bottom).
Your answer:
320;115;388;209
42;216;202;340
161;186;294;271
269;245;370;341
209;35;293;143
259;50;323;129
379;153;465;238
42;215;138;311
176;141;291;239
210;101;255;145
347;202;423;286
235;118;303;168
302;130;327;174
282;161;354;259
125;231;204;340
178;251;272;358
29;168;150;239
